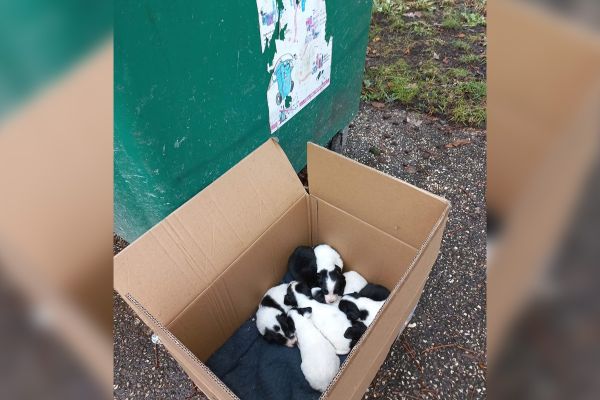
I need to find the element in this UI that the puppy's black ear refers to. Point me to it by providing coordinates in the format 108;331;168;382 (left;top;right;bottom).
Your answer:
296;282;312;297
359;309;369;321
297;307;312;316
286;315;295;333
333;269;346;296
339;300;362;322
344;321;367;348
311;289;326;303
284;285;297;307
317;269;328;287
263;328;287;346
359;284;390;301
261;295;285;312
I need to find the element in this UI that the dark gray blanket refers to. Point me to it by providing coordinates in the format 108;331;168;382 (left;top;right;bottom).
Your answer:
206;274;348;400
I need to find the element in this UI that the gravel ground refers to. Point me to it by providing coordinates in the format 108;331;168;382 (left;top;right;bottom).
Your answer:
113;103;487;399
347;104;487;400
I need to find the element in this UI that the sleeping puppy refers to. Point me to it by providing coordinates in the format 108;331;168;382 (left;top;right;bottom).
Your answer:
256;284;297;347
338;293;386;327
288;308;340;393
342;271;368;295
288;244;346;304
284;281;357;355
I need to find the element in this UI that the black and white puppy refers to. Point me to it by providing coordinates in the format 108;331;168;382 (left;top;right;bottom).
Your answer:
256;284;297;347
338;293;386;327
284;281;357;355
287;307;340;393
288;244;346;304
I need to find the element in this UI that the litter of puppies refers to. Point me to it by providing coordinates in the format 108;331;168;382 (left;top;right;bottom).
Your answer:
256;244;390;393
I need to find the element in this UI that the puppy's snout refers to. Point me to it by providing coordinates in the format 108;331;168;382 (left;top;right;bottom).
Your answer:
325;294;338;304
286;336;298;347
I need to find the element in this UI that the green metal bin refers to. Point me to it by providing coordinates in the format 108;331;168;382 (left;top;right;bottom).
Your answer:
115;0;373;242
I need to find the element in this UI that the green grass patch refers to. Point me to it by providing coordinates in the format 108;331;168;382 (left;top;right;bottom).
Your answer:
462;11;486;27
411;0;436;12
373;0;405;15
369;22;383;41
457;81;486;102
459;53;482;64
449;67;469;78
409;21;433;37
442;12;461;29
451;101;486;126
451;39;470;51
363;58;486;127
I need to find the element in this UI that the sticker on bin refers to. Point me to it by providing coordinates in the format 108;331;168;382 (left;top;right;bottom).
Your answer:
257;0;333;133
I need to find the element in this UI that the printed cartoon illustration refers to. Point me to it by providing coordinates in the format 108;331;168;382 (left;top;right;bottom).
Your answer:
258;0;332;132
272;58;295;106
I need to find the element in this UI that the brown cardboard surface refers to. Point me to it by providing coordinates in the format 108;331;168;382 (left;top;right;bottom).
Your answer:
307;142;447;248
325;207;448;400
310;197;417;288
114;139;306;325
126;295;237;400
332;283;427;400
115;139;450;400
168;196;309;361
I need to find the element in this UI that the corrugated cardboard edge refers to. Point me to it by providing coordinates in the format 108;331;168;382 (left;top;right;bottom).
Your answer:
125;294;241;400
321;202;450;398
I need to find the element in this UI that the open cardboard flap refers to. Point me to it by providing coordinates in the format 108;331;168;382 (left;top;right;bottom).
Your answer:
114;139;306;326
307;142;448;249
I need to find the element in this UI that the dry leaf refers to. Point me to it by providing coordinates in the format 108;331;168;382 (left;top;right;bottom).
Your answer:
443;57;449;64
457;33;466;38
371;101;386;109
433;52;440;60
374;36;381;42
445;139;472;148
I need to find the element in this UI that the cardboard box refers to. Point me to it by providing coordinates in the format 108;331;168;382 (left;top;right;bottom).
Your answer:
114;139;449;400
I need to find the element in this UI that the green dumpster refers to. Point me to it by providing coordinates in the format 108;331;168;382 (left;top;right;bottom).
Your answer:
115;0;373;242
